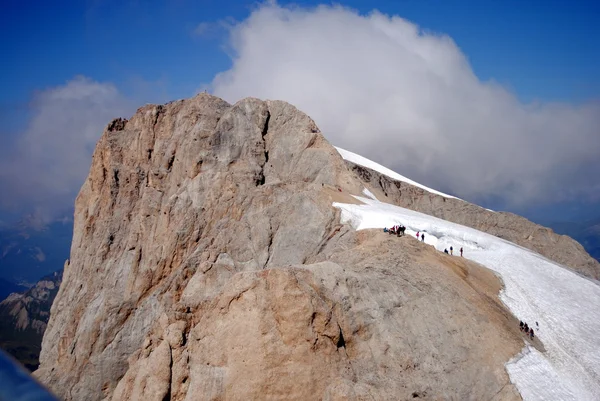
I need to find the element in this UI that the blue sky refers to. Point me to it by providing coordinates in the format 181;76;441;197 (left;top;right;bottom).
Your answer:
1;0;599;224
2;0;598;106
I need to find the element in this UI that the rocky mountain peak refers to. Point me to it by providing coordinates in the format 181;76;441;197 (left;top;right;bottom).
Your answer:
35;95;367;400
34;94;596;400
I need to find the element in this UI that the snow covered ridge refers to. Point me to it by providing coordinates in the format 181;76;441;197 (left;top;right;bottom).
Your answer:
335;147;459;200
333;196;600;401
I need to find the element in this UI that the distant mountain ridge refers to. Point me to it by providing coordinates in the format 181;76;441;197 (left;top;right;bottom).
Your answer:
0;219;72;284
0;269;63;371
0;277;28;302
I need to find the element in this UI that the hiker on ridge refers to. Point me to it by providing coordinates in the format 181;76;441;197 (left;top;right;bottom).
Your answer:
450;246;453;255
421;233;425;242
460;247;463;257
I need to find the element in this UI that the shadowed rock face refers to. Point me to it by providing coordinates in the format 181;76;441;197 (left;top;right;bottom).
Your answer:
34;93;572;400
348;163;600;280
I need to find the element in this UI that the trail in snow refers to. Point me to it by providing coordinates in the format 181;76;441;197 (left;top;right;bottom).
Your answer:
333;196;600;401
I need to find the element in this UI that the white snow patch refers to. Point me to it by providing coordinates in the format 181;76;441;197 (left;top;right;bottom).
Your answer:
333;195;600;401
362;188;377;200
335;147;459;199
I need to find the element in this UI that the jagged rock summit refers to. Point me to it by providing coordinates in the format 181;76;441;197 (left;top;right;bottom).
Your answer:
35;94;598;400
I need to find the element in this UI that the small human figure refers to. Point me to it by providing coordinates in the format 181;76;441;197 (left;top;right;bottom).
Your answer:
450;246;453;255
524;323;529;333
397;225;405;237
444;249;448;254
529;328;534;339
519;321;524;331
460;247;463;257
421;233;425;242
536;322;539;327
416;231;420;239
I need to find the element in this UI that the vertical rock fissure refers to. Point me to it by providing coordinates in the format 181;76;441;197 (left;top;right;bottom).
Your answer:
264;227;274;269
113;169;120;188
255;111;270;186
162;352;173;401
378;175;388;197
152;105;163;128
336;325;346;349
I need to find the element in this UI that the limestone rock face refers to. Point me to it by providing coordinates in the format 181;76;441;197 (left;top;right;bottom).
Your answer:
35;93;562;400
349;163;600;280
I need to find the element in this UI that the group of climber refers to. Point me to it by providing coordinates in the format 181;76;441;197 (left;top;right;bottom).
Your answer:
383;227;465;257
442;245;463;257
519;321;536;340
384;225;406;236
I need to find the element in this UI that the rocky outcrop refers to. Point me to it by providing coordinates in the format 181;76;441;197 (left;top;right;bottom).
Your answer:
0;270;62;370
35;94;564;400
349;163;600;280
36;94;361;400
111;232;524;401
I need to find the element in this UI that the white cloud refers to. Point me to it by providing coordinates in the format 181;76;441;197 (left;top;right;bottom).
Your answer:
211;3;600;207
0;76;133;221
192;22;212;37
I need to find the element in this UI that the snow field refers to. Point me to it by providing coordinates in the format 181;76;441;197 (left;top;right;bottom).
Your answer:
333;196;600;401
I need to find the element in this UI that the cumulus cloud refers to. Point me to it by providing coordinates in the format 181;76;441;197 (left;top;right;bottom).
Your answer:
0;76;133;221
211;3;600;207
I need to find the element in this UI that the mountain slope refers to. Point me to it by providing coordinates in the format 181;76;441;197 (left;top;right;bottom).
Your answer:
338;148;600;280
35;94;597;400
333;194;600;399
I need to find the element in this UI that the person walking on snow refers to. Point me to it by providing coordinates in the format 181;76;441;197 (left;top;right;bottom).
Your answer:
460;247;463;257
421;233;425;242
416;231;420;239
450;246;453;255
